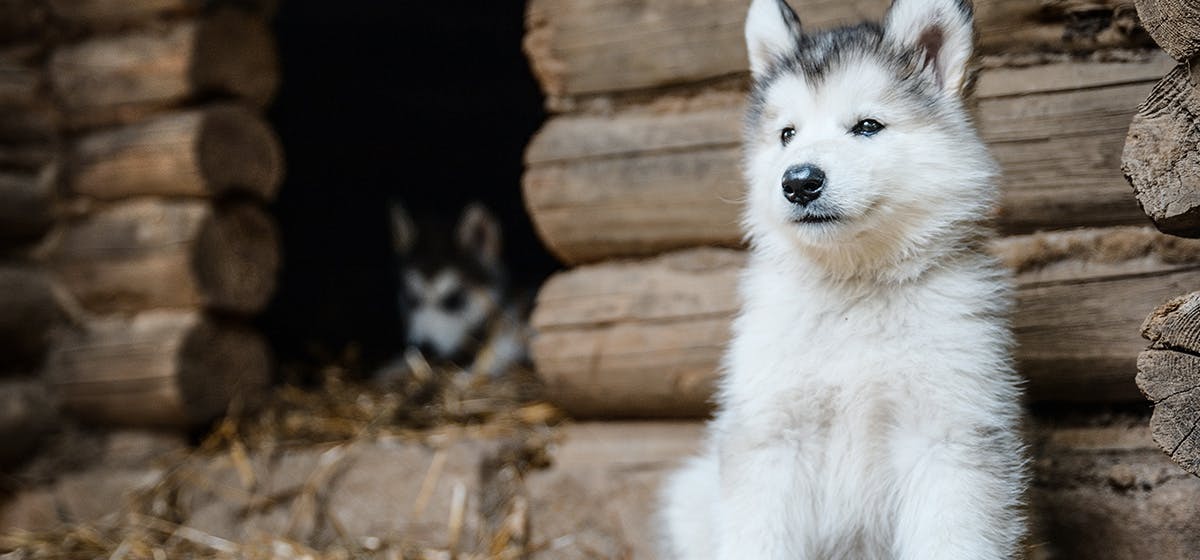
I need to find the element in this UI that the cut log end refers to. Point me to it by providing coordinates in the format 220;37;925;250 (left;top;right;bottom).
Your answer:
192;8;279;108
0;267;63;370
70;105;283;201
49;312;271;428
193;201;281;313
1134;0;1200;61
1123;62;1200;237
1137;292;1200;477
199;105;284;199
0;165;56;250
52;199;280;315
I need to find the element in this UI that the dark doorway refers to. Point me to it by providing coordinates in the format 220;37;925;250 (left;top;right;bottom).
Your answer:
260;1;553;373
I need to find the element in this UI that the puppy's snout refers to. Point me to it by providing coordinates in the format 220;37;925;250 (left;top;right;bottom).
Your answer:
782;164;825;205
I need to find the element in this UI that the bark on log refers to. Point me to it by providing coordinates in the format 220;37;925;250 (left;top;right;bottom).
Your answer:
524;0;1152;101
46;310;270;428
531;227;1200;417
48;9;278;128
0;380;56;467
1134;0;1200;61
0;267;63;371
1138;291;1200;477
0;165;56;250
525;56;1173;264
1123;61;1200;237
49;199;280;315
68;105;283;201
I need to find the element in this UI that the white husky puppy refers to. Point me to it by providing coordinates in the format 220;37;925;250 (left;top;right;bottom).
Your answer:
659;0;1027;558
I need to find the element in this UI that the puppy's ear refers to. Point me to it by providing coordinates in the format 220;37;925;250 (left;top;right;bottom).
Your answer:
884;0;974;94
456;202;502;271
389;201;416;256
745;0;802;79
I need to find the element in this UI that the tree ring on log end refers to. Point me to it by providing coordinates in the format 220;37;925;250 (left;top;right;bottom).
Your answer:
176;318;270;425
191;7;279;107
192;201;280;315
199;105;284;200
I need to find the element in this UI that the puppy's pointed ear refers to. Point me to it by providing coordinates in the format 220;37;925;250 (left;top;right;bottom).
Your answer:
389;201;416;256
745;0;802;79
456;202;502;271
883;0;974;94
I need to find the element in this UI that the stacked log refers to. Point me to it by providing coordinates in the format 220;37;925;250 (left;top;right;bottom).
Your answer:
0;2;283;430
1121;0;1200;479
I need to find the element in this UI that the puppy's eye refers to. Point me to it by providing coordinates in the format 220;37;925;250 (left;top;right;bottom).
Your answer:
850;119;885;137
780;127;796;146
440;290;467;312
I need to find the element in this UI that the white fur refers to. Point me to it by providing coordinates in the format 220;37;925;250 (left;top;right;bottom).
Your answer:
660;1;1026;558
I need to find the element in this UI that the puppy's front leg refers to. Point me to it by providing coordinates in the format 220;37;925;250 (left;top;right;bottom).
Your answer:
891;436;1025;560
716;441;805;560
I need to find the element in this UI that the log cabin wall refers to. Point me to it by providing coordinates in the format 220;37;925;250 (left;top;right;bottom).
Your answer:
0;1;281;435
521;1;1200;556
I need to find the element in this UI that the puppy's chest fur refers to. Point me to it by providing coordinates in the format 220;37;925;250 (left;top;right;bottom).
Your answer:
718;256;1007;480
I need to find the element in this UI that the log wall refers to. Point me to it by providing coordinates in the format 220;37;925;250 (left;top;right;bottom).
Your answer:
0;1;283;436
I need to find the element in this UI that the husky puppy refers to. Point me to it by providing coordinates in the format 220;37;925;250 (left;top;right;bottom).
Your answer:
389;201;528;376
659;0;1026;558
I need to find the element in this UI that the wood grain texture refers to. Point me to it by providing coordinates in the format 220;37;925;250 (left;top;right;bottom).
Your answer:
1138;291;1200;477
48;8;278;128
1134;0;1200;60
46;310;270;428
523;0;1153;101
1123;61;1200;237
68;105;283;201
49;199;280;315
524;56;1173;265
532;227;1200;417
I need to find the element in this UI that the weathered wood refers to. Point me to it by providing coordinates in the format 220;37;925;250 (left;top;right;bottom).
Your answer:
0;380;56;466
69;105;283;201
0;267;63;371
0;165;56;249
1134;0;1200;61
49;199;280;315
523;0;1153;101
48;9;278;128
528;421;1200;559
1137;291;1200;477
1123;62;1200;237
47;0;201;29
525;56;1172;264
532;227;1200;417
46;310;270;428
0;47;57;145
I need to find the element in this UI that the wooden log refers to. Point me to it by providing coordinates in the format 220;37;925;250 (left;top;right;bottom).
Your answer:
0;267;63;371
45;0;279;30
529;421;1200;560
49;199;280;315
523;0;1153;101
525;56;1173;264
0;47;57;145
1123;61;1200;237
1134;0;1200;61
0;379;56;466
46;310;270;428
1137;291;1200;477
531;227;1200;418
0;165;56;250
68;105;283;201
48;8;278;128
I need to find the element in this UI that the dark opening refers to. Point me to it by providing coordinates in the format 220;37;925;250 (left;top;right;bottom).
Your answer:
260;1;553;374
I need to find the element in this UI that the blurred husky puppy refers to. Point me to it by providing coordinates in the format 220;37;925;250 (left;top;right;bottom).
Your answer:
659;0;1026;558
389;201;528;377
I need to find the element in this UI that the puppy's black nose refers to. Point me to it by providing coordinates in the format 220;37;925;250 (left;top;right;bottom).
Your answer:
782;164;825;205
